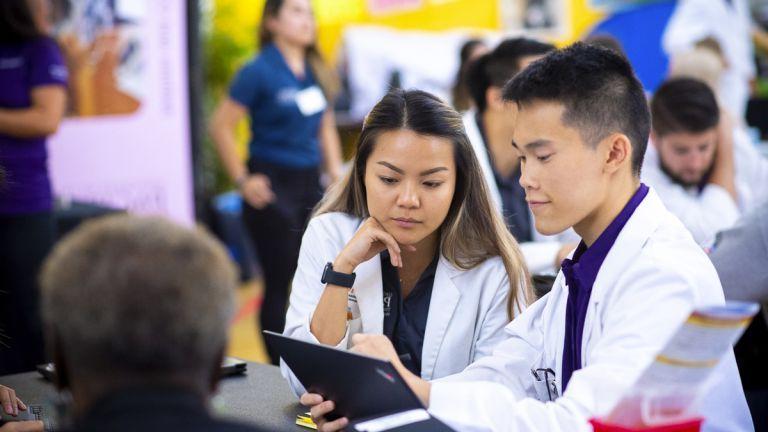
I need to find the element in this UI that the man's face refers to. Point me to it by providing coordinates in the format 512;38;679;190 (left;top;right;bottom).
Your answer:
513;101;610;236
654;129;717;187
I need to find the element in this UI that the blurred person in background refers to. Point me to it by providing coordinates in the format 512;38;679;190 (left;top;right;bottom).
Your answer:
644;77;768;247
663;0;755;120
709;201;768;431
39;215;268;432
464;37;579;274
209;0;344;365
0;0;67;375
667;41;768;212
450;38;488;112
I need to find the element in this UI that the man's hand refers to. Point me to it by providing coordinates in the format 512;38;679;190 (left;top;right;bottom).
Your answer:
350;334;432;406
709;109;738;202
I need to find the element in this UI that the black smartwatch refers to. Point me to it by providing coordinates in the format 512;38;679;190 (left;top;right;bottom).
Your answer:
321;262;356;288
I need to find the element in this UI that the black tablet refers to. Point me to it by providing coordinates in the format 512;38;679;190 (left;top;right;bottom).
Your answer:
263;330;424;421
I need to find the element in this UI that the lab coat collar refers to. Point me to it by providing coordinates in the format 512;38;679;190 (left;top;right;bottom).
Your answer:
355;255;384;335
589;187;666;304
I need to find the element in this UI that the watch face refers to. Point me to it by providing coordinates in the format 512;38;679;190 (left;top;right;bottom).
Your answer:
321;263;331;284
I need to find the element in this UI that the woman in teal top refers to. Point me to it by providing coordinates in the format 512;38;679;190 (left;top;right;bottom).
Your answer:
209;0;344;364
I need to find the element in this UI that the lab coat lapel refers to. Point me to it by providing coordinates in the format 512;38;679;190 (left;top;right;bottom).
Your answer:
354;256;384;335
420;256;461;381
581;188;665;362
548;272;568;393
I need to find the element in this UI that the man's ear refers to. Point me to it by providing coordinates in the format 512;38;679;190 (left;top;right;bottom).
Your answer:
650;130;660;149
486;87;505;112
603;133;632;175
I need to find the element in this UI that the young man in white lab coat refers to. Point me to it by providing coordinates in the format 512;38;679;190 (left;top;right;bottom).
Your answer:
643;77;768;247
303;43;752;432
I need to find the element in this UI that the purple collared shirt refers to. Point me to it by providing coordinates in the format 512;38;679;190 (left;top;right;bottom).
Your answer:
560;183;650;391
0;37;68;215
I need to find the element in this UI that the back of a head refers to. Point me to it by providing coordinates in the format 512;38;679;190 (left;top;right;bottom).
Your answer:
459;38;485;64
467;37;554;112
502;42;650;176
651;77;720;137
40;215;238;390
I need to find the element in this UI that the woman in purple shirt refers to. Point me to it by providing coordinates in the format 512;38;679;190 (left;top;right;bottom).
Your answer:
0;0;67;375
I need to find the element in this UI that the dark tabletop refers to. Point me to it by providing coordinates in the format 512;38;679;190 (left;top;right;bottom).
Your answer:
0;361;306;432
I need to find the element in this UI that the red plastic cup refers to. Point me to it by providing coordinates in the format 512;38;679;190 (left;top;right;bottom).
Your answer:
589;418;703;432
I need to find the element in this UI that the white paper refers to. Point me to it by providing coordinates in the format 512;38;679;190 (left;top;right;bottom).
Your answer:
607;301;759;427
354;409;431;432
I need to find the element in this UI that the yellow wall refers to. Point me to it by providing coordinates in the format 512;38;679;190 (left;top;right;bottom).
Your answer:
212;0;605;62
315;0;500;61
564;0;605;45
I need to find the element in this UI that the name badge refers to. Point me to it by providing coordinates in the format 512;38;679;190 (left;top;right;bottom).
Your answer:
295;85;327;117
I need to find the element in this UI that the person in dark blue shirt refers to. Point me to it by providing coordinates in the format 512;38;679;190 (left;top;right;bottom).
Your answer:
209;0;343;365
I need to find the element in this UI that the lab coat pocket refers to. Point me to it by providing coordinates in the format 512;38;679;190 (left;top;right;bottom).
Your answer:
530;352;560;402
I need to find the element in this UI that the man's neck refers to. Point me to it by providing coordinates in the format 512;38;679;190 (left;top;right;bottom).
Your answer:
482;110;518;178
574;177;640;246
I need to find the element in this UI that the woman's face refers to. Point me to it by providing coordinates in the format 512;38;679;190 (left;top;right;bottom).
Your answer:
267;0;316;48
28;0;52;34
364;129;457;247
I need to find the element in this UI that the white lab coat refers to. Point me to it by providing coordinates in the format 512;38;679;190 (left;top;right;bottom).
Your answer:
281;211;520;396
641;132;768;247
662;0;755;118
463;111;581;274
427;188;752;432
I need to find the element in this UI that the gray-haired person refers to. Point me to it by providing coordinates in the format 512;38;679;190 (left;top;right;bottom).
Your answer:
39;215;268;432
710;200;768;319
709;200;768;432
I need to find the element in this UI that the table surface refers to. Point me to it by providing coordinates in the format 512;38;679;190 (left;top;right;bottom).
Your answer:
0;361;306;431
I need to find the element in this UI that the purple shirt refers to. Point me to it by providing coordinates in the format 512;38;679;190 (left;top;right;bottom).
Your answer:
0;37;68;215
560;183;650;391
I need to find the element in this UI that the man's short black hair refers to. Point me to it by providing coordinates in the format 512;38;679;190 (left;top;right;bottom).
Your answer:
468;37;554;112
651;77;719;137
503;42;650;177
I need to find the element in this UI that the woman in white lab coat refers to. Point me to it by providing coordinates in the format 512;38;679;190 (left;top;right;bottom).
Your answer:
281;89;533;395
